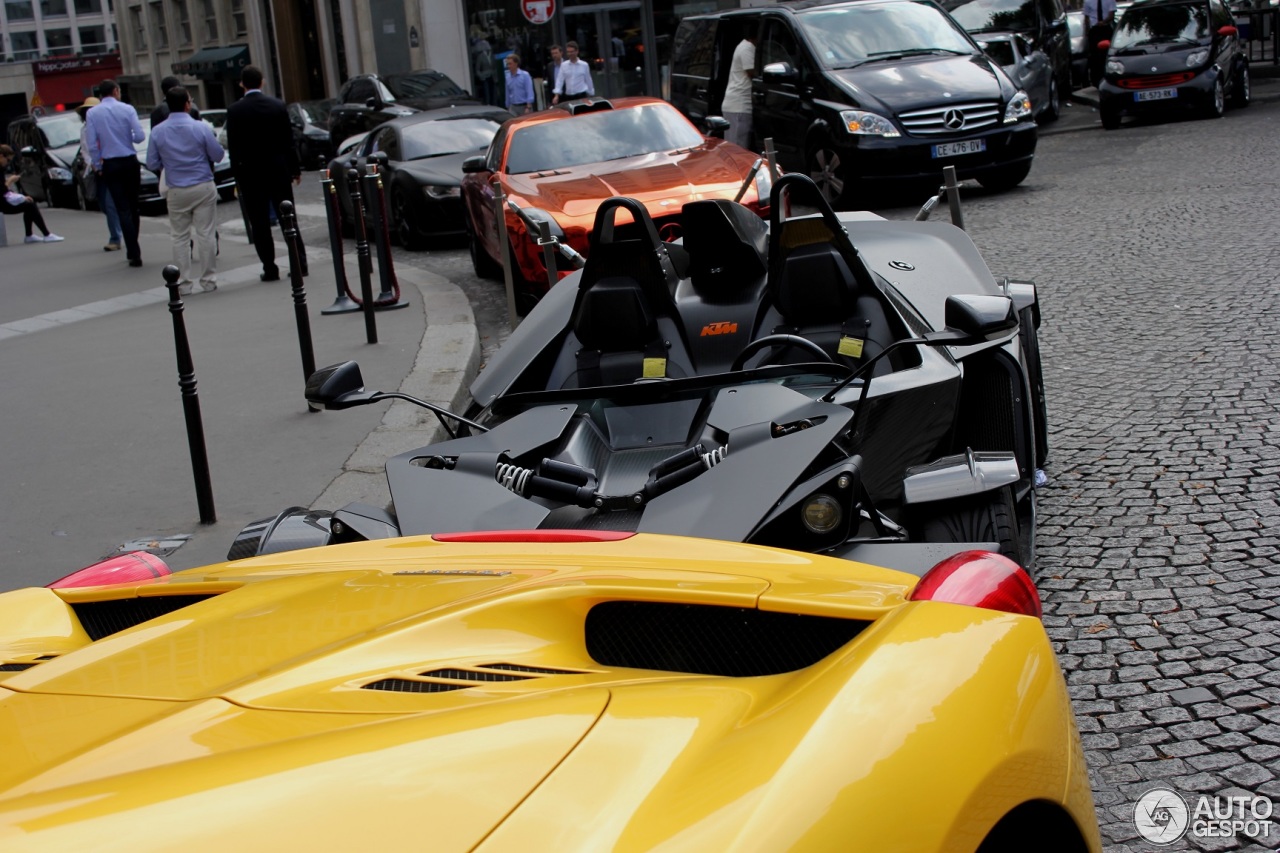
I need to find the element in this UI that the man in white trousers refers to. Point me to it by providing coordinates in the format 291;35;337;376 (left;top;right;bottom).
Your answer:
145;86;224;294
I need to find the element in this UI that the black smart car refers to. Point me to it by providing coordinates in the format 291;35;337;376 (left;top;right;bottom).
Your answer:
1097;0;1249;129
670;0;1038;206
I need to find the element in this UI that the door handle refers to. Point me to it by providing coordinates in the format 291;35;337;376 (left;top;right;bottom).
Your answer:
695;87;708;97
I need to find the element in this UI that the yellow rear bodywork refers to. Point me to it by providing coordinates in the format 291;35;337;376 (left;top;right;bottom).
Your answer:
0;534;1100;851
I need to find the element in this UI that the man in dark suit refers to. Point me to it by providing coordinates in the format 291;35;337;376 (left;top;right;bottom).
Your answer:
225;65;305;281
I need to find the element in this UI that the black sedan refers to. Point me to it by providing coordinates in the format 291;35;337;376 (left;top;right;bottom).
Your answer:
327;106;512;249
6;112;82;208
327;70;479;150
288;99;337;170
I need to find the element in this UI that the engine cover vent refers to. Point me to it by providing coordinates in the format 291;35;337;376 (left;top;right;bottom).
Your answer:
71;595;218;642
364;678;472;693
362;663;589;693
0;663;35;671
585;602;867;677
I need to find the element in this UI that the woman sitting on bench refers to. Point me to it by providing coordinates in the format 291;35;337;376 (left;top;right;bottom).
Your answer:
0;144;63;243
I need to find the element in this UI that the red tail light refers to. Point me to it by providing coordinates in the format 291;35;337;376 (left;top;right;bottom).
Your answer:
432;530;635;543
48;551;172;589
908;550;1041;618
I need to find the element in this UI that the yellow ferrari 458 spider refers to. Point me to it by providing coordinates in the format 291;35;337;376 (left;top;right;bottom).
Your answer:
0;532;1099;852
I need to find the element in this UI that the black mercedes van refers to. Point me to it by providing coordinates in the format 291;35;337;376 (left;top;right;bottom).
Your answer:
670;0;1038;205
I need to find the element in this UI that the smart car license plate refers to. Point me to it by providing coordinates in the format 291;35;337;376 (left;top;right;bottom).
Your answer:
931;139;986;159
1135;88;1177;102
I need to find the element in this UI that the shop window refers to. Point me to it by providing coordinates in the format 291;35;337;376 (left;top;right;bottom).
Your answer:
5;0;35;19
202;0;217;40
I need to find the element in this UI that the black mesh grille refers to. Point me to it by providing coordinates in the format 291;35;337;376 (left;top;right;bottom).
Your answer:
955;357;1016;454
481;663;582;675
71;595;218;642
586;602;867;677
0;663;35;671
420;668;532;682
363;678;472;693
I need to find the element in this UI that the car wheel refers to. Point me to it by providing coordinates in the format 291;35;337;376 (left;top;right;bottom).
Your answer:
976;161;1031;192
1205;76;1225;119
922;486;1027;570
504;241;542;317
805;138;848;208
1039;77;1060;123
1100;105;1121;130
467;217;502;280
1231;62;1251;108
390;187;422;250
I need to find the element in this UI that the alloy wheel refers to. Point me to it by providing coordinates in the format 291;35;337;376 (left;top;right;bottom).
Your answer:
807;145;845;207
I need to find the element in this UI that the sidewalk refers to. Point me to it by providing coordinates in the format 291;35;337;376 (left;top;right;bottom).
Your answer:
0;201;479;585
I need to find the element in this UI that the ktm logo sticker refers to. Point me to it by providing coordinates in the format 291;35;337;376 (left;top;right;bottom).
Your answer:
701;321;739;337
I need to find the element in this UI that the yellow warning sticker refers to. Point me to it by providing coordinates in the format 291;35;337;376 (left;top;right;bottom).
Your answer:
838;336;865;358
642;358;667;378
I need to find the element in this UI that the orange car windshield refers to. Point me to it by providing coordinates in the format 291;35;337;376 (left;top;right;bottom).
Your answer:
504;104;706;175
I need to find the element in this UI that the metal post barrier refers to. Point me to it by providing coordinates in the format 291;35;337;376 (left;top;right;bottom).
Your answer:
733;158;764;204
493;184;520;329
162;264;215;524
346;167;378;344
536;220;558;295
763;138;780;185
942;165;964;231
362;163;410;311
280;201;319;412
319;172;360;314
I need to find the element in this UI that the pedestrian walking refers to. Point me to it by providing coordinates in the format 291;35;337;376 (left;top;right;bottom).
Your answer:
505;55;535;115
146;86;224;295
543;44;563;108
225;65;305;282
722;35;757;150
1084;0;1117;89
0;144;63;243
84;78;146;266
150;75;201;128
552;41;594;104
76;96;123;251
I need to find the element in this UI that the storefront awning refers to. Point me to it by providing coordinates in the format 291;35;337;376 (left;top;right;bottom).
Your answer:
173;45;250;79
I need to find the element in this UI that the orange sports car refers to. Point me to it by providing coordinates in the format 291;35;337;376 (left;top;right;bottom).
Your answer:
460;96;772;313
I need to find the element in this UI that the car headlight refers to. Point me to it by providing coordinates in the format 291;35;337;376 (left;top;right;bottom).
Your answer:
801;493;844;534
306;129;330;140
839;109;900;137
424;185;460;199
754;161;773;201
1003;91;1033;123
1106;59;1124;76
1186;48;1210;67
48;167;72;182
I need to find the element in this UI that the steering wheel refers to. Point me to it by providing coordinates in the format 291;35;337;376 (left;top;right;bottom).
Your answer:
730;334;833;371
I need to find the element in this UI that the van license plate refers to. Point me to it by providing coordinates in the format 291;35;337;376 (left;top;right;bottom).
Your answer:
931;139;986;159
1135;88;1177;101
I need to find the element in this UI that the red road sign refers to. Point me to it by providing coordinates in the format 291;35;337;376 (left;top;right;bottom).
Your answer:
521;0;553;25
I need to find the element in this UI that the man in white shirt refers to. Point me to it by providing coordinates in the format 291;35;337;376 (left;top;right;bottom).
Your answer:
1084;0;1117;88
722;36;757;150
552;41;595;104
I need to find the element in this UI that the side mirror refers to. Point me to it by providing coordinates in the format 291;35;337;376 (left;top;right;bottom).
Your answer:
704;115;730;138
1218;24;1238;36
762;61;797;82
924;295;1018;345
20;145;38;156
462;154;488;173
305;361;377;410
364;96;381;109
1097;39;1111;50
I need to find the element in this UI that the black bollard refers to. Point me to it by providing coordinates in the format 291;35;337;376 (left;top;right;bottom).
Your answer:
362;164;410;311
280;201;319;413
319;172;359;315
346;167;378;344
163;264;216;524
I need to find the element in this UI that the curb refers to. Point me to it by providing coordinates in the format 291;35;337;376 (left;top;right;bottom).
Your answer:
312;265;481;513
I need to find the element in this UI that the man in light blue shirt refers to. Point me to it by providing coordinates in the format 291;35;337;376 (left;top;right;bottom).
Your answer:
504;55;535;114
147;86;225;294
84;78;146;266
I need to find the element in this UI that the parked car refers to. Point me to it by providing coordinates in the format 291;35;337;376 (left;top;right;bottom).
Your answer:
0;530;1100;851
200;107;229;149
1066;10;1089;89
327;106;511;248
289;98;337;170
71;118;236;214
981;32;1060;120
941;0;1072;112
328;70;479;151
669;0;1038;207
5;111;82;208
1098;0;1249;129
460;96;774;313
